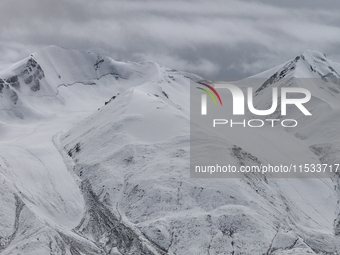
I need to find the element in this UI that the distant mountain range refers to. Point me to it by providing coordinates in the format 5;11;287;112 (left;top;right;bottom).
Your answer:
0;46;340;254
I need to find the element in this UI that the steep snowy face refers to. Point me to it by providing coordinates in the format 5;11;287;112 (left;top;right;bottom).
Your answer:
0;46;162;120
0;79;19;108
250;50;340;121
0;46;117;94
256;50;340;92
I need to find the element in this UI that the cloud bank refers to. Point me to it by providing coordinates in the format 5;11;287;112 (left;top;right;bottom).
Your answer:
1;0;340;80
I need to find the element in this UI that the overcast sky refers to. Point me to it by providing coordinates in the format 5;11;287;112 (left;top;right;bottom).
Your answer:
1;0;340;80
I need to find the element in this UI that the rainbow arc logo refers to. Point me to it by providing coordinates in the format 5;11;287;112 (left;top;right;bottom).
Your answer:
196;82;223;106
196;81;223;115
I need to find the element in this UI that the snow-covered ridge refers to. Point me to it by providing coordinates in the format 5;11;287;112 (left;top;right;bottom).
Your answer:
256;50;340;97
0;45;166;120
240;50;340;124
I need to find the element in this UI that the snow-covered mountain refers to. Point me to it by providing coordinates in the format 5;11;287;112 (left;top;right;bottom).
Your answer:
248;50;340;168
0;46;340;254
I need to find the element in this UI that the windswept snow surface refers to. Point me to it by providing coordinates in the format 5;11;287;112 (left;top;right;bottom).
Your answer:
0;47;340;254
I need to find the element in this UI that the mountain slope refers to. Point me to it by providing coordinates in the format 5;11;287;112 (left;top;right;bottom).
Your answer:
0;46;175;254
59;49;340;254
0;46;340;254
250;50;340;121
0;45;161;120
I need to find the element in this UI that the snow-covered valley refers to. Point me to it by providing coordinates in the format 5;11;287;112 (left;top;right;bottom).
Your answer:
0;46;340;254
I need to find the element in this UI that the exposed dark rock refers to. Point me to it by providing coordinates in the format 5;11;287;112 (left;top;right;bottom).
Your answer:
105;93;120;105
31;79;40;91
68;143;81;157
255;56;300;95
10;89;18;105
124;156;134;165
6;76;20;90
231;145;261;166
74;180;167;255
20;58;45;91
27;58;37;68
94;55;105;71
309;143;340;163
321;71;340;86
24;75;33;84
0;79;4;93
162;91;169;99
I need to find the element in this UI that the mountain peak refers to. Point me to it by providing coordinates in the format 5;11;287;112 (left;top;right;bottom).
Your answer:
33;45;68;55
255;49;340;95
298;49;331;74
300;49;327;61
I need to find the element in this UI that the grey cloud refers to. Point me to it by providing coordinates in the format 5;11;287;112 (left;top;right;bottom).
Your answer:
0;0;340;80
